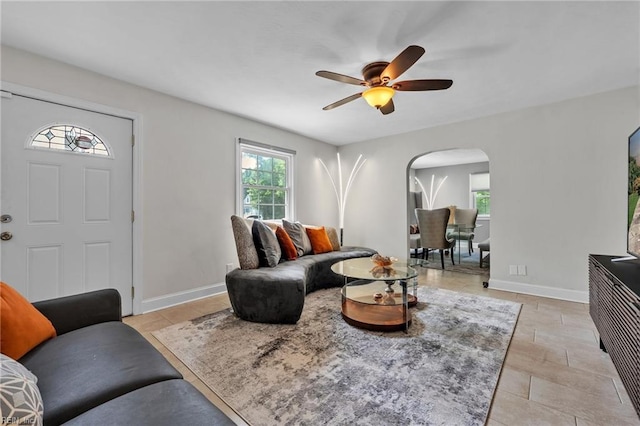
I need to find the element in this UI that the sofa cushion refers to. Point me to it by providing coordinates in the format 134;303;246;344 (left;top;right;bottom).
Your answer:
0;282;57;360
276;226;297;260
230;215;260;269
282;220;312;256
252;220;281;267
62;380;235;426
19;322;182;425
0;354;43;426
306;226;333;254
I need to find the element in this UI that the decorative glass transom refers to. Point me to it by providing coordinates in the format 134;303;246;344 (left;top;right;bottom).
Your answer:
31;125;110;156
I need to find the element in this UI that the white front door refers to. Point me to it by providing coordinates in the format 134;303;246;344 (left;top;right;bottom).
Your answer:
1;93;133;315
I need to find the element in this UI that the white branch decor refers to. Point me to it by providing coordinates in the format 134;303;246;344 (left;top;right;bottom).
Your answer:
318;153;366;244
415;175;448;210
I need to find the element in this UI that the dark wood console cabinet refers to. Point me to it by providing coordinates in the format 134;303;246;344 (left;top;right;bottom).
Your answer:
589;254;640;417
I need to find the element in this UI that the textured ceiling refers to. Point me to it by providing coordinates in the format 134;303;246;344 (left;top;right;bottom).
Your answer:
1;1;638;146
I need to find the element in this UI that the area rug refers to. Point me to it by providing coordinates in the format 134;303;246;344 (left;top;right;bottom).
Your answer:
418;250;490;278
153;287;520;426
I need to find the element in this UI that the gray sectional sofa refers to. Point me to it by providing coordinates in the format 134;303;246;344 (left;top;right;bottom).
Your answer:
22;289;234;425
226;246;376;323
226;215;376;324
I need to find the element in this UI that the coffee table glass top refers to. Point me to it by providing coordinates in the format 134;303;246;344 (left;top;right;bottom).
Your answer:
331;257;418;281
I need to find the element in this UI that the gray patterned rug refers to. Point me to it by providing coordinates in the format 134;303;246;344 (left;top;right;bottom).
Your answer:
153;287;520;426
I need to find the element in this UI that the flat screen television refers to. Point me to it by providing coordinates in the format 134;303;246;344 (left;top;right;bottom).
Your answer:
628;126;640;258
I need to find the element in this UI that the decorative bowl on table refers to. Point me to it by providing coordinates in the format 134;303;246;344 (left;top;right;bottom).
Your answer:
370;254;397;278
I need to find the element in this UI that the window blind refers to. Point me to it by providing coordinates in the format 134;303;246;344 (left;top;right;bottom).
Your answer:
470;172;490;192
238;138;296;155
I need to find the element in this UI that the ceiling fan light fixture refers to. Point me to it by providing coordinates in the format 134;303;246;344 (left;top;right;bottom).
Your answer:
316;45;451;114
362;86;395;108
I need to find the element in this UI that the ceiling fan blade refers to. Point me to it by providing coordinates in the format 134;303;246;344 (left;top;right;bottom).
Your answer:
316;70;367;86
392;79;453;91
322;92;363;110
381;45;425;82
380;99;395;115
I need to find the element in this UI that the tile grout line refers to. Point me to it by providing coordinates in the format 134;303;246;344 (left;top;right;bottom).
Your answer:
612;377;625;405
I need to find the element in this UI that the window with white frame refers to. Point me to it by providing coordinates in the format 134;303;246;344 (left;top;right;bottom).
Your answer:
470;172;490;217
237;139;294;220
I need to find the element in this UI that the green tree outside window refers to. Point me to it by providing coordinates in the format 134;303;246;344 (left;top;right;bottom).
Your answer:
475;191;490;216
241;149;290;220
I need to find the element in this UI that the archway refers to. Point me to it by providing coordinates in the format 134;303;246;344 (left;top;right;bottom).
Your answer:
407;148;490;276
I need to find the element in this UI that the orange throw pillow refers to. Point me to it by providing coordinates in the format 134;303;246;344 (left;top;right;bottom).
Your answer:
306;226;333;254
1;282;56;360
276;226;298;260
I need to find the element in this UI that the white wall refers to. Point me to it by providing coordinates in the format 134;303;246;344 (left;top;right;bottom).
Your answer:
415;161;489;208
1;46;340;310
340;87;639;302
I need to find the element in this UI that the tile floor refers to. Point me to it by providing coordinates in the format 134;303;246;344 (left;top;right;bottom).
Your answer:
124;268;640;425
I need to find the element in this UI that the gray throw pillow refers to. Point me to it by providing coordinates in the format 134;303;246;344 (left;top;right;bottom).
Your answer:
282;219;313;256
252;220;282;267
0;354;43;426
230;215;260;270
325;226;341;251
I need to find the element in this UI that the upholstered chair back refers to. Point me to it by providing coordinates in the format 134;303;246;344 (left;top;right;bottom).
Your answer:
415;208;454;250
455;208;478;227
450;208;478;255
408;191;423;226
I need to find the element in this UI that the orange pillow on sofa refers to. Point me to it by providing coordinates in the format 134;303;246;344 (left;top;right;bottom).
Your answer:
305;227;333;254
276;226;298;260
1;282;56;360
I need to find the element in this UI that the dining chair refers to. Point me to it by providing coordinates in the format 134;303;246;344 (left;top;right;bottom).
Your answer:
449;208;478;255
415;208;456;269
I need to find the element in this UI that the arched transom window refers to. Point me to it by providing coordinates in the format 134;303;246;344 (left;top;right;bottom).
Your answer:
31;125;110;157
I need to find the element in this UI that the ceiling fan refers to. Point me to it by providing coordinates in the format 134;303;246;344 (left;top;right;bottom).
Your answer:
316;45;452;115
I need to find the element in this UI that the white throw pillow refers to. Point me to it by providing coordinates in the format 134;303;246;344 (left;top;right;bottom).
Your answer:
0;354;43;426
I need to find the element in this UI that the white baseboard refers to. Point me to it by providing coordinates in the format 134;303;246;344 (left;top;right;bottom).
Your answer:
489;279;589;303
140;282;227;314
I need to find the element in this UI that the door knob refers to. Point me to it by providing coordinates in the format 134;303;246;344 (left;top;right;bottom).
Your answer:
0;232;12;241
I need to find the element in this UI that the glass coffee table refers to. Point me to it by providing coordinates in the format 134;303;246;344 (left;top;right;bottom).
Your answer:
331;257;418;332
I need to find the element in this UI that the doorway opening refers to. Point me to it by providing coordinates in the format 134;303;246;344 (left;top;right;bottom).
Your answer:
407;148;490;279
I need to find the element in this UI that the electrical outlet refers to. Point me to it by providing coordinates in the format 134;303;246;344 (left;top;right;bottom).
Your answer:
226;263;234;273
509;265;518;275
518;265;527;276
